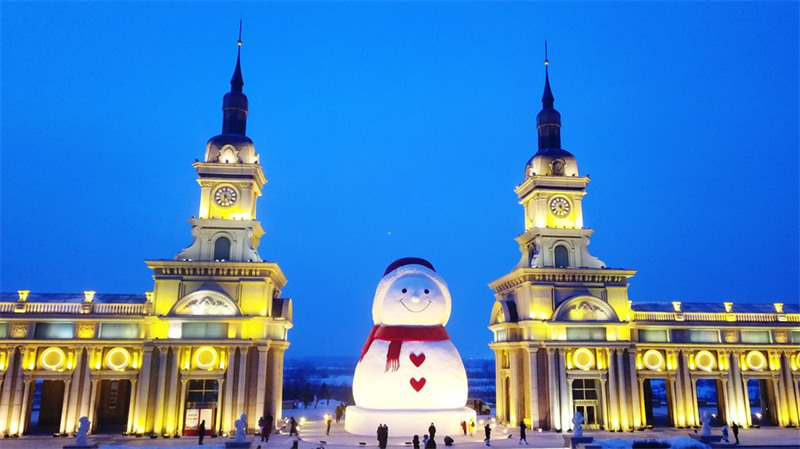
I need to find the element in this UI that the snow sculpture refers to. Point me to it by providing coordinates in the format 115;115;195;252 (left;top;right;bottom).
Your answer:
700;411;712;436
345;258;475;436
235;413;248;441
75;416;90;445
572;412;584;437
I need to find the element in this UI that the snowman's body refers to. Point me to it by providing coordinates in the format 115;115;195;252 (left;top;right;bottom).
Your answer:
345;258;475;436
353;339;468;409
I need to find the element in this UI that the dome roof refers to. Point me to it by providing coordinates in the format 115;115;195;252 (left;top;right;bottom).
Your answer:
525;147;578;177
205;134;259;164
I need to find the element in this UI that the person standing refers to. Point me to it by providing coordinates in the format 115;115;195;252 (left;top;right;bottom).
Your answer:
469;418;475;437
732;422;740;444
518;420;528;445
721;424;729;443
413;435;421;449
198;419;206;445
460;420;467;435
428;422;437;440
484;423;491;447
259;416;267;442
290;417;298;436
265;413;274;442
326;414;333;436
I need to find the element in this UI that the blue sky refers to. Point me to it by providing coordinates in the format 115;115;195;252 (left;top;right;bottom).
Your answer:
1;2;798;359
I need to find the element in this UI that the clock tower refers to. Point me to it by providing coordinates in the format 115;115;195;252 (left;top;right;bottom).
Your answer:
176;39;265;263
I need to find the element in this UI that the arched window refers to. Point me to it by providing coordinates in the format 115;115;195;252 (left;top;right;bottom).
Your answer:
214;237;231;261
554;245;569;268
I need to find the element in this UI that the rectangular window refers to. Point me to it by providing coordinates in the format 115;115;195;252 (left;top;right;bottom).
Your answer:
98;323;140;339
638;329;669;343
793;331;800;343
182;322;228;339
740;330;771;344
495;330;507;342
566;327;606;341
0;322;6;338
33;322;74;339
689;329;720;343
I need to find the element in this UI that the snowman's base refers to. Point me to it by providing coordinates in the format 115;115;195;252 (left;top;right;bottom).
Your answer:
344;406;476;437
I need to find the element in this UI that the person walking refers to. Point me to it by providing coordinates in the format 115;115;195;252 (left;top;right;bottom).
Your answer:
721;424;729;443
460;420;467;436
290;417;298;436
198;420;206;445
518;420;528;445
423;434;429;448
413;435;421;449
484;423;491;447
469;418;475;437
428;422;437;440
732;422;740;444
425;434;436;449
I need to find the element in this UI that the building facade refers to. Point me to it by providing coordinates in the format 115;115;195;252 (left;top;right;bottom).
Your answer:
0;43;292;437
488;61;800;432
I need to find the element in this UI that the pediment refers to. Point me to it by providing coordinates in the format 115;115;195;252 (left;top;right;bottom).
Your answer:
170;289;241;316
553;295;619;322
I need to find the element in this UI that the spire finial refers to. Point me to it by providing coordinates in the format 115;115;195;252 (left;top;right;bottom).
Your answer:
230;20;244;93
541;40;554;108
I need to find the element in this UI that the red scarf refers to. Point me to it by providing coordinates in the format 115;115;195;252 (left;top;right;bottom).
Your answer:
359;325;450;372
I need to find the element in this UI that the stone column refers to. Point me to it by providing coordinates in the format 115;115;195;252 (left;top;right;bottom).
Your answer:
164;347;181;436
720;377;731;425
509;349;522;425
216;378;225;435
66;347;85;432
606;348;619;430
0;346;18;434
223;349;236;433
526;348;540;428
680;351;696;427
177;378;188;435
566;378;575;430
236;346;249;422
628;350;642;428
729;351;747;426
256;346;268;420
59;379;72;434
126;378;138;434
268;345;286;423
637;377;647;428
134;347;154;434
741;376;752;427
79;352;94;421
558;349;569;431
494;350;506;423
668;377;679;427
781;352;799;426
152;347;169;435
616;349;629;430
546;348;559;430
87;378;99;432
8;348;28;436
15;378;33;436
599;377;609;430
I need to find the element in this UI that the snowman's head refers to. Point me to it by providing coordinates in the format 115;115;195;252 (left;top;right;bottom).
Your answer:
372;257;452;326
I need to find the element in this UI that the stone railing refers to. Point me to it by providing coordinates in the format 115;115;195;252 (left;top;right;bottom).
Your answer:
94;303;144;315
634;311;789;323
1;302;145;315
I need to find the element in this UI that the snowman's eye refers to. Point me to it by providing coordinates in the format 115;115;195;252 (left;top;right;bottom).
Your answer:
424;289;430;294
402;288;407;293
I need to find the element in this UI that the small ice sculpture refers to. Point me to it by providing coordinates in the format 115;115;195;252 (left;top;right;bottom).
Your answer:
572;411;584;437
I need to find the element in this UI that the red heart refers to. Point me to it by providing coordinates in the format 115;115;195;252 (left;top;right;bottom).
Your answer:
409;353;426;367
410;377;426;392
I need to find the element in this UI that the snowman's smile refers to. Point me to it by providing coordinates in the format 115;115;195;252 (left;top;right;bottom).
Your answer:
399;299;432;313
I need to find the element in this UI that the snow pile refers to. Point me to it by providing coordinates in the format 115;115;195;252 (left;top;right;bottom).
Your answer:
596;436;710;449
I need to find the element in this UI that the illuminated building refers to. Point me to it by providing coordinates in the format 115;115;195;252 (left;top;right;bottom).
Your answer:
488;58;800;431
0;40;292;437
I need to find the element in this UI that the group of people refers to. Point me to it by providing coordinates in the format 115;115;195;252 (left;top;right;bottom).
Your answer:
376;423;390;449
458;419;477;437
258;414;275;442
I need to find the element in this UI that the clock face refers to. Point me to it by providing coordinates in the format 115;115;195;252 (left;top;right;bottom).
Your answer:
214;186;237;207
549;197;570;217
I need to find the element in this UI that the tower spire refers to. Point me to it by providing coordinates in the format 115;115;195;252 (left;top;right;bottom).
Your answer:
230;19;244;93
536;40;561;150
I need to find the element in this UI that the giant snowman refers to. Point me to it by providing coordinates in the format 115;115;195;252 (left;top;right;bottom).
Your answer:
345;258;475;436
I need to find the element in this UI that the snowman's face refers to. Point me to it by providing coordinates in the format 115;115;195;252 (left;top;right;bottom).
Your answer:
376;271;450;326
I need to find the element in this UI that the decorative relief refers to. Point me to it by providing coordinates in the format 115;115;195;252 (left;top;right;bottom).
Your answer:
200;181;214;187
10;322;29;339
172;290;241;316
533;192;550;200
565;301;613;321
218;145;240;164
77;323;96;339
238;183;253;190
571;193;583;200
724;330;738;343
774;330;788;344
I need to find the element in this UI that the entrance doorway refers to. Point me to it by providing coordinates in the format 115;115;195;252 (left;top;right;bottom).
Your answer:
747;378;777;426
94;379;132;433
571;379;600;429
27;380;65;434
695;379;724;425
183;379;219;436
643;378;670;427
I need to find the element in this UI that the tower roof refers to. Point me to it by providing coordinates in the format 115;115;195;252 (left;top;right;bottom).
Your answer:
230;21;244;93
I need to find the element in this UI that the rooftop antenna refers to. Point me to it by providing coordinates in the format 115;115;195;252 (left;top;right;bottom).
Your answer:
238;18;243;47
